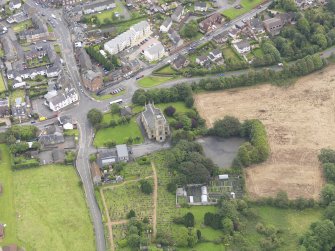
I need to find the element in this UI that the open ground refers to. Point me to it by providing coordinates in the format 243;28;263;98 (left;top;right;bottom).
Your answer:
193;66;335;199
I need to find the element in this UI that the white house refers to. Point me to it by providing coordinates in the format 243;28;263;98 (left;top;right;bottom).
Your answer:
233;40;251;54
196;55;208;66
48;89;78;111
194;2;207;12
171;6;184;22
9;0;22;11
104;21;152;55
160;17;172;33
58;115;74;130
208;49;223;62
82;0;116;15
143;42;165;62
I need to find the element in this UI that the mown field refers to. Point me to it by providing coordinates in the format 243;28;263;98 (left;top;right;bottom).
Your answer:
14;165;96;251
0;144;95;251
137;75;177;88
222;0;264;19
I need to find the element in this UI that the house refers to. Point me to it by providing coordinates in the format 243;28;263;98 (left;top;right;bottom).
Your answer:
168;29;183;47
143;42;165;62
263;17;284;36
196;55;209;66
199;13;224;33
120;106;132;117
116;144;129;162
248;18;265;34
228;28;240;39
52;149;65;163
58;115;74;130
160;17;172;33
141;103;170;142
171;54;189;70
11;97;28;121
91;162;102;185
38;132;65;147
208;49;223;62
0;98;10;117
194;1;207;12
104;21;152;55
47;88;78;111
213;31;229;44
19;14;50;43
233;40;251;54
9;0;22;10
171;6;184;22
82;0;116;15
97;150;118;168
1;35;17;62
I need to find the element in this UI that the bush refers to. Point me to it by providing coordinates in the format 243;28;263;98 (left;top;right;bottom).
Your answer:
209;116;241;138
323;163;335;183
137;156;150;165
127;209;136;219
164;106;176;117
140;180;153;194
319;148;335;164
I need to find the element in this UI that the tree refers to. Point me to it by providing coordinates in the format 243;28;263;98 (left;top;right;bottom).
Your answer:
140;180;153;194
297;17;310;36
196;229;202;240
164;106;176;117
183;212;195;228
300;220;335;251
210;116;241;138
319;148;335;163
127;210;136;219
323;163;335;183
274;191;289;208
180;20;198;39
110;103;120;114
325;201;335;224
328;0;335;12
87;109;103;126
222;217;234;235
321;184;335;206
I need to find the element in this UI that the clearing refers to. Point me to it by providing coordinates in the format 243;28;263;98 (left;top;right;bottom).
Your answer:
14;165;95;250
137;75;177;88
193;66;335;199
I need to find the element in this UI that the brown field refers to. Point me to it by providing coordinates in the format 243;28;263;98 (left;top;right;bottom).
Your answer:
194;66;335;199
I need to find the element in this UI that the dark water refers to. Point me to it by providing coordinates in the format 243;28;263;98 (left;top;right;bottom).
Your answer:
196;136;245;168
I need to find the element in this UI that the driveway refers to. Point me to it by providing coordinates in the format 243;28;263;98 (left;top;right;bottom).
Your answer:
131;141;171;158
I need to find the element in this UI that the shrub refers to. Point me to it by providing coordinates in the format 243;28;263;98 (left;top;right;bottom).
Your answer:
137;156;150;165
140;180;153;194
164;106;176;117
127;209;136;219
319;148;335;164
209;116;241;138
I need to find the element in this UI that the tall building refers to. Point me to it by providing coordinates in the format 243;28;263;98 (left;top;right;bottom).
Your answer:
141;103;170;142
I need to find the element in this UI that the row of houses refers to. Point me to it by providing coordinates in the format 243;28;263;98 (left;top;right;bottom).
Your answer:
19;14;53;43
159;6;185;33
104;20;152;55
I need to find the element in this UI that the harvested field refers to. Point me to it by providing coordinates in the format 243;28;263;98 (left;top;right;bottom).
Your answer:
193;66;335;199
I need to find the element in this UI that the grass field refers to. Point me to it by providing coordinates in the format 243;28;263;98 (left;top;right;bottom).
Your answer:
137;75;176;88
222;46;242;61
222;0;263;19
154;65;178;75
0;73;6;92
0;145;18;246
242;206;323;250
86;2;123;24
92;90;125;101
14;165;96;251
94;117;143;147
12;20;33;33
10;89;25;105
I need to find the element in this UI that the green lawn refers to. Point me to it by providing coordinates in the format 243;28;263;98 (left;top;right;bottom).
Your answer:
0;73;6;92
155;65;178;75
63;129;79;137
0;145;18;246
222;0;263;19
14;165;96;251
54;44;61;55
92;90;125;101
222;46;241;61
252;48;264;57
137;75;177;88
12;20;33;33
155;102;193;115
179;242;226;251
86;2;123;24
94;117;143;147
10;89;25;105
242;206;323;250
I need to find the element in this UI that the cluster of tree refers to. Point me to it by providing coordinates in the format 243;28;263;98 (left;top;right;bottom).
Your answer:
253;191;316;210
192;54;326;92
139;180;153;194
252;40;282;67
169;109;205;132
208;116;241;138
173;212;195;228
180;20;199;39
319;148;335;183
256;223;283;251
13;156;39;170
164;140;218;185
171;129;196;145
157;228;201;248
271;0;297;12
85;46;118;71
119;218;151;249
5;125;38;142
9;142;40;155
65;151;76;164
132;84;194;108
273;8;335;61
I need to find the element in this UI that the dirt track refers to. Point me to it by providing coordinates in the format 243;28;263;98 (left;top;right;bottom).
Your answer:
194;66;335;199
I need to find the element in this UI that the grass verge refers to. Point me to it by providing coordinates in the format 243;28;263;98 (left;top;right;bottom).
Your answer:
137;75;177;88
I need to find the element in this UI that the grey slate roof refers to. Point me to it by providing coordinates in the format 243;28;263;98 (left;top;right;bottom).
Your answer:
116;144;128;159
39;132;64;146
142;103;165;130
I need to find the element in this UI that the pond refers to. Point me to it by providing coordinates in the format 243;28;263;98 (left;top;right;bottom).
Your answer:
196;136;245;168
